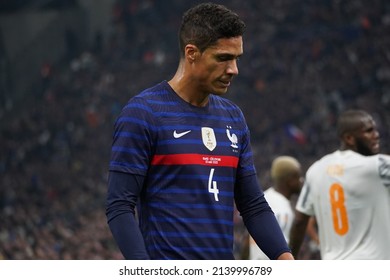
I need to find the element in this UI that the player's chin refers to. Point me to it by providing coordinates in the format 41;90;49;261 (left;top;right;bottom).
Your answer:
372;146;380;155
371;142;380;153
212;83;230;95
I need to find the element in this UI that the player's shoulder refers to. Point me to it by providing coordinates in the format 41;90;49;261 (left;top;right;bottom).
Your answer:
307;150;390;174
347;151;390;166
264;187;275;197
377;154;390;186
210;94;242;112
117;81;169;118
122;81;172;111
309;150;368;167
134;80;170;100
264;187;286;203
306;151;337;170
303;151;340;180
377;153;390;161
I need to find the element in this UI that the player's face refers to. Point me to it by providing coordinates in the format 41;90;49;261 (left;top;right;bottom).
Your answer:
194;37;243;95
353;116;380;155
289;169;304;194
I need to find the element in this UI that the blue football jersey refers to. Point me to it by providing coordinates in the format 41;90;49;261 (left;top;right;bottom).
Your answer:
109;80;256;259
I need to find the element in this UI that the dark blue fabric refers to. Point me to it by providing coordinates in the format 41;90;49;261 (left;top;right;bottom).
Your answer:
107;170;291;260
106;171;149;259
107;81;252;259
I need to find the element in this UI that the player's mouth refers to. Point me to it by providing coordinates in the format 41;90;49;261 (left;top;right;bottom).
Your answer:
371;139;380;152
219;80;231;87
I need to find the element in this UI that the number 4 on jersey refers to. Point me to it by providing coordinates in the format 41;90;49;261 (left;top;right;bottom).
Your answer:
208;168;219;201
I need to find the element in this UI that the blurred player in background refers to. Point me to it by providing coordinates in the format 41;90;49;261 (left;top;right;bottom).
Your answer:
106;2;293;260
289;109;390;259
248;156;303;259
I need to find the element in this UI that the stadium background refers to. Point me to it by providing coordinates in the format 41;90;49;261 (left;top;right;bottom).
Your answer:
0;0;389;259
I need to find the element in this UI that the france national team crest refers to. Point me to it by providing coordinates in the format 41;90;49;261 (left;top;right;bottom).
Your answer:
226;126;238;149
201;127;217;151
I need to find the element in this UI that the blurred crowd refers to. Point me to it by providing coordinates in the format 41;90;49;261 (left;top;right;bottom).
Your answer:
1;0;389;259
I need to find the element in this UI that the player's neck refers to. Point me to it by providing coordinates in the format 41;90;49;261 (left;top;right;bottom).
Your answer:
168;77;209;107
274;186;291;200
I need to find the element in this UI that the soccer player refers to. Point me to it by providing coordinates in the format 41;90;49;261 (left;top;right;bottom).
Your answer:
106;2;293;260
249;156;303;260
289;109;390;259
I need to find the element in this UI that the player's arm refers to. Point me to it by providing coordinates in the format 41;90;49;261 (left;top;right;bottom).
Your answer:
306;216;319;245
234;174;294;260
106;171;150;259
289;210;310;259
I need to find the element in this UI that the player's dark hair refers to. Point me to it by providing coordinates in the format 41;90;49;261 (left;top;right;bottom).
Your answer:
178;2;246;56
337;109;370;137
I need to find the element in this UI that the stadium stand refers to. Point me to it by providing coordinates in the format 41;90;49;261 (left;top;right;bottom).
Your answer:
0;0;389;259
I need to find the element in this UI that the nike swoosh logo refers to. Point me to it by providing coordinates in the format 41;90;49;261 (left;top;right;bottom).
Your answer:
173;130;191;138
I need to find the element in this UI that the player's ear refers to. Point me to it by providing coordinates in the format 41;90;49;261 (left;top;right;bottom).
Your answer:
185;44;199;62
343;132;355;147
